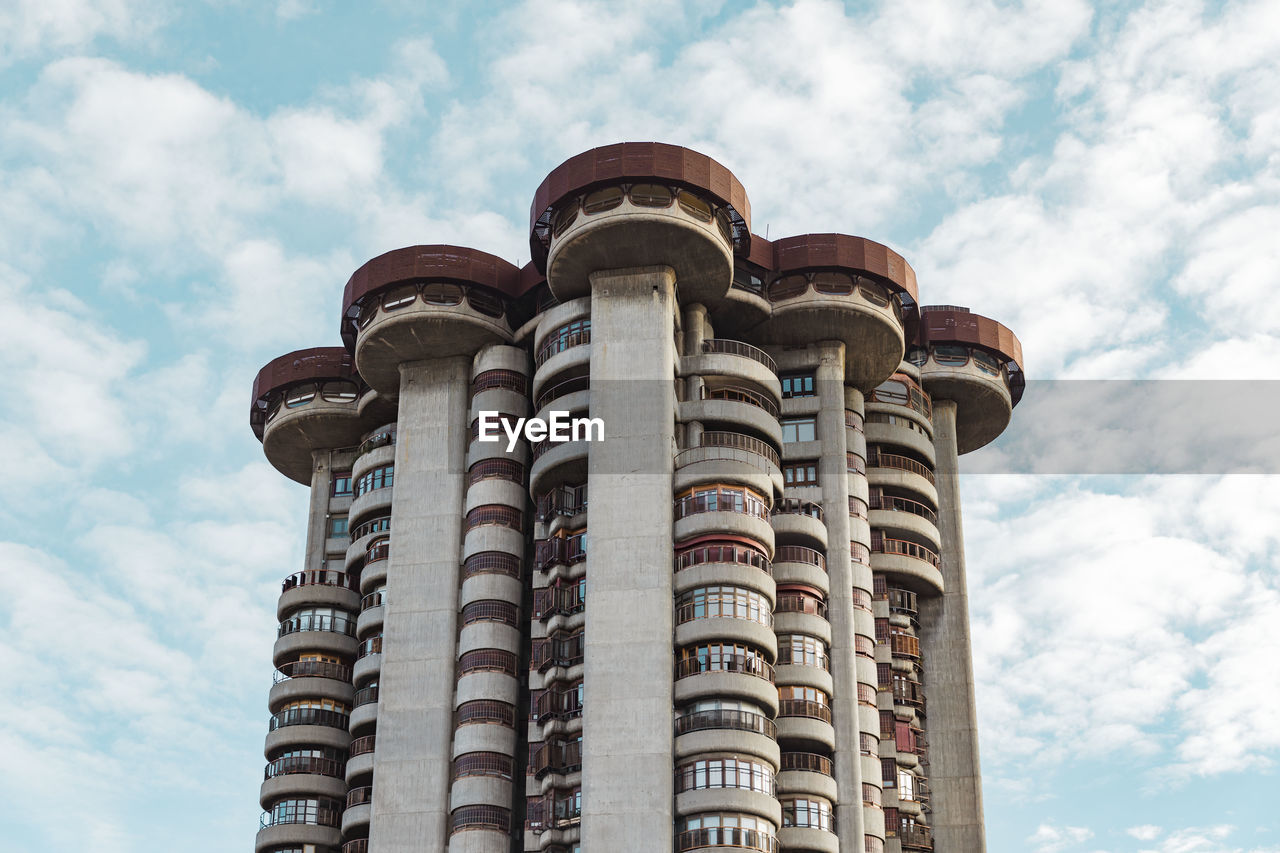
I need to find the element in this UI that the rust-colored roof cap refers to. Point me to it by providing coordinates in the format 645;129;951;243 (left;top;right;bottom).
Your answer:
771;234;919;303
529;142;751;268
745;233;774;270
250;347;357;439
916;306;1023;370
342;244;524;317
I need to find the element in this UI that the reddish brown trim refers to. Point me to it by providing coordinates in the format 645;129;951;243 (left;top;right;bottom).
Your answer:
528;142;751;269
341;244;523;321
744;233;773;270
771;233;919;302
916;306;1024;373
249;347;357;438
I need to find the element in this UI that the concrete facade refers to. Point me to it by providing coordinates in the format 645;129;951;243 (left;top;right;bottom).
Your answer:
249;142;1023;853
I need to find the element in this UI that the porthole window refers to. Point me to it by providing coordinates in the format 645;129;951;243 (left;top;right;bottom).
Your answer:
676;189;713;222
933;345;969;366
466;287;505;317
320;381;358;403
768;274;809;302
382;284;418;311
715;208;733;241
266;397;283;422
859;281;890;306
873;380;909;405
552;203;579;236
358;300;379;327
285;383;317;408
812;272;854;295
973;349;1001;375
905;347;928;367
583;186;625;214
422;282;463;306
629;183;673;207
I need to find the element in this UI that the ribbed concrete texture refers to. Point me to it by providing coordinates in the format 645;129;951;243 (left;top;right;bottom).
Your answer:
919;400;987;853
581;266;678;853
369;357;471;853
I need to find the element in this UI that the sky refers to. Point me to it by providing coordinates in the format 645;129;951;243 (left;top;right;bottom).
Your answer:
0;0;1277;851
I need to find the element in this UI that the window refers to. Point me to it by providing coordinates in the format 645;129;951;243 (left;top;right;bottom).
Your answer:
677;642;772;679
354;465;394;497
422;281;463;306
905;347;928;367
780;373;814;398
776;634;826;668
675;540;769;573
328;516;348;537
783;461;818;485
284;383;316;408
781;417;816;443
676;586;772;626
330;472;352;496
780;798;833;831
676;757;775;794
673;484;769;521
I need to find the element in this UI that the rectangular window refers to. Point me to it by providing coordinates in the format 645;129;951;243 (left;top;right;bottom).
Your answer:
783;461;818;485
328;516;348;537
331;472;352;496
780;373;815;398
781;417;816;443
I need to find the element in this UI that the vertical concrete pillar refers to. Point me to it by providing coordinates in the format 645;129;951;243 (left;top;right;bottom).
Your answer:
305;450;333;570
919;400;986;852
815;342;867;849
581;265;678;853
370;356;472;853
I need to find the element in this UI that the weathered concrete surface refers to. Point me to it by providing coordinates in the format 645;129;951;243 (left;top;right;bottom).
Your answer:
919;400;987;852
369;356;471;853
581;265;678;853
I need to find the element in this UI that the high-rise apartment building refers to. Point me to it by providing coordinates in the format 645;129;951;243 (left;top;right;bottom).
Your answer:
249;143;1023;853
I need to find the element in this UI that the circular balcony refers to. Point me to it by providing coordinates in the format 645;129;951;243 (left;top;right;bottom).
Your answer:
342;788;372;836
675;824;778;853
251;348;367;484
756;235;919;390
274;621;358;668
914;307;1024;452
773;663;834;698
675;788;782;827
868;496;940;550
864;415;935;463
532;144;749;303
674;709;780;767
776;753;837;802
255;822;341;853
777;826;838;853
684;339;781;398
674;653;778;713
259;771;346;811
770;501;827;550
277;571;359;622
681;392;782;447
866;451;938;507
871;536;943;596
771;547;829;596
340;246;523;394
263;722;350;757
675;615;778;660
269;665;355;712
673;559;775;602
675;433;783;499
774;704;836;751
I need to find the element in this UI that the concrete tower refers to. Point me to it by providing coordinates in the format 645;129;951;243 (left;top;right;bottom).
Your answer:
249;142;1023;853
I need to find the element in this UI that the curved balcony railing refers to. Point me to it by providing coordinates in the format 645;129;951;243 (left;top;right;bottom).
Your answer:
871;494;938;525
695;430;781;469
701;338;778;374
675;652;774;682
472;368;527;396
343;840;369;853
534;373;590;412
900;823;934;850
889;587;918;616
779;752;833;775
872;536;940;568
774;593;827;619
456;699;516;728
277;615;356;638
450;804;512;834
349;734;376;756
281;570;356;594
677;827;778;853
701;384;779;418
263;754;344;780
777;699;831;723
364;540;389;564
273;659;352;683
772;498;824;522
259;801;342;829
353;426;396;465
357;636;382;658
360;591;385;612
354;684;379;707
674;708;777;739
457;649;518;677
891;633;921;659
454;751;514;780
774;545;826;571
535;323;590;368
268;707;349;731
867;451;936;484
346;786;373;807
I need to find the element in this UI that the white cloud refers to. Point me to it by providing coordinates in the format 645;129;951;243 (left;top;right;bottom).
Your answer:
1131;825;1165;841
0;0;165;66
1030;822;1094;853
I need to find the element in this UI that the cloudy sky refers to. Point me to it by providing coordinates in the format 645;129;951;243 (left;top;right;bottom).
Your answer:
1;0;1278;851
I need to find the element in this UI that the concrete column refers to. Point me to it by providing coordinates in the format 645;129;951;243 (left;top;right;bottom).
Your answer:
814;342;867;849
369;356;472;853
305;450;332;570
919;400;986;852
581;265;678;853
